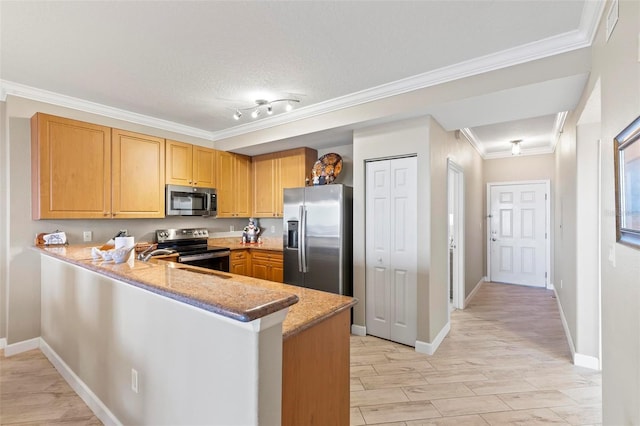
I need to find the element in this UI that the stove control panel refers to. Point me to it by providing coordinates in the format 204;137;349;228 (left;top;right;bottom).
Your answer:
156;228;210;242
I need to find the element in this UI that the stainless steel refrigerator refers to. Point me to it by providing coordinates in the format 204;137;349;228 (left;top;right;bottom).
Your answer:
283;184;353;295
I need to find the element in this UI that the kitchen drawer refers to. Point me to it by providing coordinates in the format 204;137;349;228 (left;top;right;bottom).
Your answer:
231;250;249;260
250;250;283;262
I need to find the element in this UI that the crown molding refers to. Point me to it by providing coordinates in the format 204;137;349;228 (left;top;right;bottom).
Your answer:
459;128;485;158
1;1;604;144
212;3;604;141
0;80;212;140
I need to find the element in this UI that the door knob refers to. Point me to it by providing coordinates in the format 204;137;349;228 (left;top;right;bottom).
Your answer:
377;257;382;263
491;238;497;242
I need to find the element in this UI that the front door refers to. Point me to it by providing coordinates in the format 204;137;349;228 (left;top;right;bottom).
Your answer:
489;182;548;287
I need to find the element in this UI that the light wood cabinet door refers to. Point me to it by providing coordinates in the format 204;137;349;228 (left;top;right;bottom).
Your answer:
251;250;284;282
234;154;252;217
192;146;216;188
31;113;112;219
251;148;316;218
166;141;216;188
165;140;193;186
217;151;252;217
252;154;277;217
216;151;235;217
230;250;250;276
112;129;165;218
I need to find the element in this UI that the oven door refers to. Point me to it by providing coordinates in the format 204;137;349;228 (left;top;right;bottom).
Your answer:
179;250;230;272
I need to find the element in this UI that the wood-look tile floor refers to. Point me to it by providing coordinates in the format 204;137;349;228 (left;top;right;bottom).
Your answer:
0;349;101;425
0;282;601;425
350;282;602;425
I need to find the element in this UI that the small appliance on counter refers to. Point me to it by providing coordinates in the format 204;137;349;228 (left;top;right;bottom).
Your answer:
155;228;230;272
165;185;217;217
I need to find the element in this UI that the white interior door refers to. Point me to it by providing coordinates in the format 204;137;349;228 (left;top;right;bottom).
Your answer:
489;182;548;287
365;157;417;346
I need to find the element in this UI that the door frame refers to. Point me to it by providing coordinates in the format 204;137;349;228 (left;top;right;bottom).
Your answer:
486;180;551;289
447;159;465;310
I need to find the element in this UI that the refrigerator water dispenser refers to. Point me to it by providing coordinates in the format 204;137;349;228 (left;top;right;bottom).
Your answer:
287;221;299;249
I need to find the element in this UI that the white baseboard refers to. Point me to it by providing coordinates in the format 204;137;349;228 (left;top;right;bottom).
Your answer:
40;338;122;426
553;287;600;371
464;277;486;308
547;282;555;290
574;352;600;370
554;287;577;357
415;322;451;356
351;324;366;336
4;337;40;356
0;338;6;349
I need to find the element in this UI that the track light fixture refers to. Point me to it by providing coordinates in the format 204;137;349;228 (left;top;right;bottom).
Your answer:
511;139;522;156
232;98;300;121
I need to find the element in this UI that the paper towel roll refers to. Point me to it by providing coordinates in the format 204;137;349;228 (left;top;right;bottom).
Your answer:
114;236;135;249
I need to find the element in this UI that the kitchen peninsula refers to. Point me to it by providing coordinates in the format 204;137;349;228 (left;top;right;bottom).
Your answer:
36;245;355;425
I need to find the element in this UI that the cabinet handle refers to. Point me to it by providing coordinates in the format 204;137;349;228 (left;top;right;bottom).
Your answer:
188;180;192;184
193;181;198;185
104;212;110;216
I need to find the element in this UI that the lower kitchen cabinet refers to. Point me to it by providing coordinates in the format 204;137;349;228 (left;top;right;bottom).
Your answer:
230;249;250;276
251;250;283;283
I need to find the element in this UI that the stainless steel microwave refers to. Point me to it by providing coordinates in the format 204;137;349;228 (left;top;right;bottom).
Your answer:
166;185;217;217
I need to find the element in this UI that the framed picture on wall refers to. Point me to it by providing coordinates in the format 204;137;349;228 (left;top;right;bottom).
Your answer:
614;115;640;248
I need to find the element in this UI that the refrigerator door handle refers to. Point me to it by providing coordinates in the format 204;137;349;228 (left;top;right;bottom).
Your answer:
300;205;308;273
298;205;304;273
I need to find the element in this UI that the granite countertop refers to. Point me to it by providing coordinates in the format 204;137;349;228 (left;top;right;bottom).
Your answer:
35;245;355;339
209;237;283;252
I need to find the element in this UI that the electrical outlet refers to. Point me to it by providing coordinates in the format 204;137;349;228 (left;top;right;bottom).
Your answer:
271;225;276;234
83;231;92;242
131;368;139;393
229;225;234;232
560;279;563;289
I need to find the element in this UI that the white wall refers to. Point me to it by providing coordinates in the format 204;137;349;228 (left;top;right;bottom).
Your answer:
1;96;258;344
575;122;601;362
352;116;484;344
41;255;284;425
0;100;7;342
555;0;640;422
353;117;433;342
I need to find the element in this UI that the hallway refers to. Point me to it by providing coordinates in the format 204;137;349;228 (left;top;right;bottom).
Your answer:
350;282;602;425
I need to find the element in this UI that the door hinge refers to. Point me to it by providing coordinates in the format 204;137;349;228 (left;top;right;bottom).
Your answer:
545;232;547;239
545;272;547;278
545;193;548;200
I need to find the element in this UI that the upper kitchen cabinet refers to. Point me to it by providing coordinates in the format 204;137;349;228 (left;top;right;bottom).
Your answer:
31;113;112;219
217;151;252;217
252;147;317;218
31;113;166;219
111;129;165;218
166;140;217;188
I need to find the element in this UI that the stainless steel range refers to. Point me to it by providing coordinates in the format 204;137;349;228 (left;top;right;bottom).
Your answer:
156;228;230;272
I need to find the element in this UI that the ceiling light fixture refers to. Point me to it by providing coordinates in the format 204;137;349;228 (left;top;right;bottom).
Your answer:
232;98;300;121
511;139;522;156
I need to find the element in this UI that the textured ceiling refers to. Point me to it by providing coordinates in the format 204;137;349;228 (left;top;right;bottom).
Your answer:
0;1;599;157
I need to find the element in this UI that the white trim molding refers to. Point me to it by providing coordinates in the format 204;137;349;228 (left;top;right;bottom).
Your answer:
465;277;486;308
553;287;601;371
0;80;212;141
415;322;451;356
0;2;604;145
351;324;366;337
4;337;39;357
0;338;6;349
40;338;122;426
